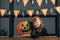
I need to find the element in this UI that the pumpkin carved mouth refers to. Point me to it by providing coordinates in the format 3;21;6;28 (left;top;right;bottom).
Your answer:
21;29;29;32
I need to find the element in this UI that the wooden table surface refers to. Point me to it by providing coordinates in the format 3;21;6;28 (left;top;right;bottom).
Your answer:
0;36;59;40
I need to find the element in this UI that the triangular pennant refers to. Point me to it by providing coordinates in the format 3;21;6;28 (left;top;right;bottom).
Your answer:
0;9;7;17
45;0;48;4
55;6;60;14
17;0;20;4
36;0;42;7
9;0;13;3
27;10;34;17
36;11;40;16
14;10;20;17
22;0;29;7
32;0;35;5
22;12;25;16
8;11;11;15
41;9;48;16
51;0;55;5
36;13;40;16
0;9;1;12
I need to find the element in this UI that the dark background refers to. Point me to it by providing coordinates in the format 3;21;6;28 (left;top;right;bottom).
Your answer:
0;0;60;37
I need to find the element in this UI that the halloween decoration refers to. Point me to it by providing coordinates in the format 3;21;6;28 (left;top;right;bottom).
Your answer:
0;9;7;17
36;0;42;7
16;0;20;4
32;0;34;5
27;10;34;17
51;0;55;5
50;8;53;13
41;9;48;16
14;10;20;17
22;0;29;7
22;11;25;16
8;10;11;15
9;0;13;3
36;11;40;16
55;6;60;14
45;0;48;4
16;20;31;36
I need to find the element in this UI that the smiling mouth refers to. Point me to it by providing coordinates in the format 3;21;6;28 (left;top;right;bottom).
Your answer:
21;29;29;32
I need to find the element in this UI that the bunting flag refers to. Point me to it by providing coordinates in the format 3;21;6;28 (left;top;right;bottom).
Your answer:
0;9;1;13
27;10;34;17
22;0;29;7
36;0;42;7
50;8;53;13
22;12;25;16
14;10;20;17
0;9;7;17
9;0;13;3
32;0;35;5
17;0;20;3
8;11;11;15
36;11;40;16
55;6;60;14
51;0;55;5
45;0;48;4
41;9;48;16
17;0;20;4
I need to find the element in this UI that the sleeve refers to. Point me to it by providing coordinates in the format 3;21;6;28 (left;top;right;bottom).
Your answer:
31;27;48;37
31;32;40;38
30;27;48;38
31;28;40;38
40;27;48;36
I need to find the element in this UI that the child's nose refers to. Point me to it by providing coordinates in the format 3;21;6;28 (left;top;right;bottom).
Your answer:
35;23;37;26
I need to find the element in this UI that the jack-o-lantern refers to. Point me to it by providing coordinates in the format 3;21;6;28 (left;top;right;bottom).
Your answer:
16;20;31;36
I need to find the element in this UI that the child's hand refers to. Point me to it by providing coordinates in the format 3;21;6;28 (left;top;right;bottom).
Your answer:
27;34;31;36
21;34;31;37
21;35;28;37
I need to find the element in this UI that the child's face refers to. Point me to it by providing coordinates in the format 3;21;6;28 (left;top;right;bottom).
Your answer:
33;18;41;28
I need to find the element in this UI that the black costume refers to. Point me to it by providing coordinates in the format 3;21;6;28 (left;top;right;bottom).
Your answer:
31;26;48;38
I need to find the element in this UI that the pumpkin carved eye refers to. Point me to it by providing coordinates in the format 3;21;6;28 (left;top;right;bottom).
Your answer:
22;24;24;26
26;24;28;27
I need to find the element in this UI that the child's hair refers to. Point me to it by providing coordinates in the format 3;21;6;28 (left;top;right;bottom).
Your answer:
32;17;44;32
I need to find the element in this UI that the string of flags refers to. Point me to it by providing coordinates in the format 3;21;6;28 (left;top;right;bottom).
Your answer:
19;0;55;6
9;0;55;7
0;6;60;17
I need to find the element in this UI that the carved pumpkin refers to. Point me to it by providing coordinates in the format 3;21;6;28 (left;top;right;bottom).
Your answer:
16;20;31;36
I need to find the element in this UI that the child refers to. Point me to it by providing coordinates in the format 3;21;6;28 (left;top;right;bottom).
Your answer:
31;17;48;38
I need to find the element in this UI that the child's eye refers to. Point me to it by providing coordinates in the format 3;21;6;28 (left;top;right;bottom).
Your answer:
33;22;35;24
33;22;37;24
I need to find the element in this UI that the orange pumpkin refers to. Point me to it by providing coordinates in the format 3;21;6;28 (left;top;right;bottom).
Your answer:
16;20;31;36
